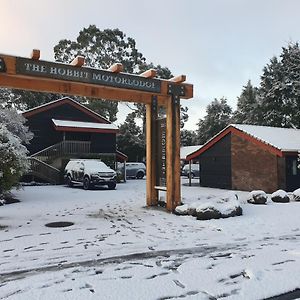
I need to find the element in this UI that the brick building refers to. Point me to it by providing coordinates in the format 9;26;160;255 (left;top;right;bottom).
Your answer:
187;124;300;193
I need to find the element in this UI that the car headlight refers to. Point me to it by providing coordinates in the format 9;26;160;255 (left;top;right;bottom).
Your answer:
91;173;100;178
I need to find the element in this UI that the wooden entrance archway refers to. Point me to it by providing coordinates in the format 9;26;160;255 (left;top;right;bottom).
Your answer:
0;50;193;211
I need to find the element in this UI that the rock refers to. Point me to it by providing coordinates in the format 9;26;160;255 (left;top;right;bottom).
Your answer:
174;204;189;215
195;192;242;220
223;206;243;218
196;206;222;220
247;190;267;205
187;202;199;216
293;188;300;202
271;189;290;203
176;192;242;220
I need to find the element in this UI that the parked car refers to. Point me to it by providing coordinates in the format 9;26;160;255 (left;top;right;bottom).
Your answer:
182;164;200;178
64;159;117;190
124;162;146;179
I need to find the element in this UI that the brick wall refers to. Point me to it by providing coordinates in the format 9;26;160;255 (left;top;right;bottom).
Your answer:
231;134;279;193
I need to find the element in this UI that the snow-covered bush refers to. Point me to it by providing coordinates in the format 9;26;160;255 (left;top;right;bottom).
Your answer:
247;190;268;205
175;192;242;220
0;106;32;197
293;188;300;202
0;108;33;144
271;189;290;203
0;124;29;196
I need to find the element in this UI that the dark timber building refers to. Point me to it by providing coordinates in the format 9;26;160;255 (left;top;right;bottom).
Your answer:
187;124;300;193
23;97;127;183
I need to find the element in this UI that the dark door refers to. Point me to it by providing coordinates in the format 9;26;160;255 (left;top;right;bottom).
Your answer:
286;156;300;191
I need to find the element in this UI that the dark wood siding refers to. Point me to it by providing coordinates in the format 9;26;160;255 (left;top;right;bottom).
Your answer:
199;133;231;189
285;155;300;192
25;103;115;154
90;133;116;153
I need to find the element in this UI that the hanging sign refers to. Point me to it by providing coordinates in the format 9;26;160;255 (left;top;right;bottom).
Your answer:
15;58;161;93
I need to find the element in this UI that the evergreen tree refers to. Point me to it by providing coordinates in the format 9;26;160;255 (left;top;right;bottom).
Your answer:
258;42;300;128
53;26;148;122
258;56;286;126
0;108;33;144
180;129;198;146
0;107;32;196
196;98;232;144
233;80;259;124
0;89;61;111
117;112;145;161
54;26;146;72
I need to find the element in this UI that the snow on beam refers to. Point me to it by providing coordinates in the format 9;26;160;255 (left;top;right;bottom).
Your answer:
140;69;157;78
31;49;40;60
70;56;85;67
169;75;186;83
108;63;123;73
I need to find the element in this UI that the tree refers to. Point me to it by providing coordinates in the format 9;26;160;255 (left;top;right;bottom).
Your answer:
0;86;63;113
258;43;300;128
0;108;33;144
117;112;145;161
54;26;146;72
0;107;32;196
180;129;198;146
196;98;233;144
233;80;260;124
53;26;148;122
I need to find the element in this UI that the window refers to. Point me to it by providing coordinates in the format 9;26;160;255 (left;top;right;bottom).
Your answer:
292;160;298;176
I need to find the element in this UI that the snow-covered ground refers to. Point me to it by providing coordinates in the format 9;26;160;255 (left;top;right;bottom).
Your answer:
0;179;300;299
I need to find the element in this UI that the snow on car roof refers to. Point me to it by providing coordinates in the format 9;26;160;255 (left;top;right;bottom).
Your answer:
232;124;300;152
52;119;118;130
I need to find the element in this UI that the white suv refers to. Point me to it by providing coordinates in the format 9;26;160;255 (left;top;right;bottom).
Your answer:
64;159;117;190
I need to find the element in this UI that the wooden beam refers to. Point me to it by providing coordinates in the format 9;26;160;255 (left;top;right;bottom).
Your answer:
140;69;157;78
0;74;159;104
0;54;193;102
169;75;186;84
30;49;40;60
160;80;193;100
108;63;123;73
70;56;85;67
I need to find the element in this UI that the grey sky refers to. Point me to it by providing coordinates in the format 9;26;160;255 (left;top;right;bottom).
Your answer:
1;0;300;129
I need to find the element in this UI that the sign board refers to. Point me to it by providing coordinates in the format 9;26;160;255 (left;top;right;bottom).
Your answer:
15;58;161;93
157;118;167;187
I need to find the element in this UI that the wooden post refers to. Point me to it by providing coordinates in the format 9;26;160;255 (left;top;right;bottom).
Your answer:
146;96;158;206
166;94;181;211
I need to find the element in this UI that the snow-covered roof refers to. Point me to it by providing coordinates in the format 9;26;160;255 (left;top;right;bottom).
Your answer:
232;124;300;152
52;119;118;131
180;145;203;160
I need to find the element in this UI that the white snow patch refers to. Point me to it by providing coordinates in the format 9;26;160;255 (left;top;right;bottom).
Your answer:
0;179;300;299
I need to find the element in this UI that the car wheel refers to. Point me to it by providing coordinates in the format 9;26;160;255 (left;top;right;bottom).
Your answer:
66;175;73;187
107;182;116;190
136;171;144;179
83;176;90;190
189;172;195;179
